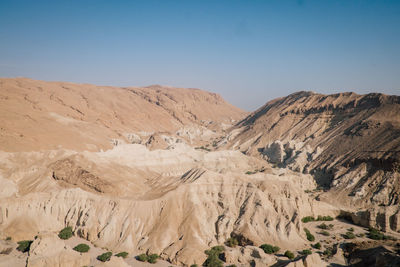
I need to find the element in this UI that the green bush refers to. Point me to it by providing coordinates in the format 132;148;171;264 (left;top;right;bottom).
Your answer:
97;252;112;262
300;249;312;255
348;227;354;232
58;226;73;240
259;244;280;254
316;215;334;221
226;237;239;248
319;230;330;236
304;228;315;241
204;246;225;267
16;240;33;253
317;223;334;230
301;216;315;223
284;250;295;259
367;228;396;241
323;247;334;257
312;242;321;249
115;251;128;258
73;244;90;253
148;254;159;264
137;254;148;262
367;227;384;240
343;231;355;239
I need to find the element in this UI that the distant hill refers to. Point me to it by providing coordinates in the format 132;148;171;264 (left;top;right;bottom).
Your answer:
0;78;244;151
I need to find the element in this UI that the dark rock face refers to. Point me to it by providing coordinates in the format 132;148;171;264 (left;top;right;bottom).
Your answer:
343;242;400;267
50;158;113;193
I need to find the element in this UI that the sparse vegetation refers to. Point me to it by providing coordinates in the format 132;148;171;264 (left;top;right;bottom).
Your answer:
302;215;334;223
367;227;396;240
301;216;315;223
259;244;280;254
300;249;312;255
226;265;237;267
312;242;321;249
190;265;199;267
348;227;354;232
115;251;128;258
316;215;334;221
304;228;315;241
356;233;365;238
73;244;90;253
58;226;73;240
323;246;334;257
148;254;159;264
343;231;355;239
319;230;330;236
204;246;225;267
284;250;295;259
97;252;112;262
137;254;148;262
16;240;33;253
317;223;333;230
226;237;239;247
245;170;257;175
5;237;11;241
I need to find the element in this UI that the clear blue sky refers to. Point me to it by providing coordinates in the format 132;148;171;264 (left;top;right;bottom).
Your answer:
1;0;399;110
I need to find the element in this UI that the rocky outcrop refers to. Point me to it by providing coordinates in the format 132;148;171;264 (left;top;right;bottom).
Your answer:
226;92;400;207
0;145;335;265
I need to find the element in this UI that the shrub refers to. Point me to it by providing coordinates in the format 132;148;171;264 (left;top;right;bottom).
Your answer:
304;228;315;241
284;250;295;259
319;230;330;236
58;226;73;240
16;240;33;253
356;233;365;238
97;252;112;262
115;251;128;258
190;265;199;267
73;244;90;253
226;237;239;248
148;254;159;264
137;254;148;262
343;231;355;239
316;215;334;221
323;247;334;257
367;227;384;240
227;265;237;267
317;223;328;229
312;242;321;249
204;246;225;267
259;244;280;254
300;249;312;255
5;237;11;241
301;216;315;223
348;227;354;232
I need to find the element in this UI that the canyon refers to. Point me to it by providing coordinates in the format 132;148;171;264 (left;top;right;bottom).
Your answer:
0;78;399;267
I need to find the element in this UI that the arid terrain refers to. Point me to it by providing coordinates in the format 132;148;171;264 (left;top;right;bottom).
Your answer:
1;78;400;267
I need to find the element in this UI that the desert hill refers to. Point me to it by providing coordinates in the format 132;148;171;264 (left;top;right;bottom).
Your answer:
222;91;400;230
1;81;400;267
0;78;244;152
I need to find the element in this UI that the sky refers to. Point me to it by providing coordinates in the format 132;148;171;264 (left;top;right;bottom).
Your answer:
0;0;399;110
